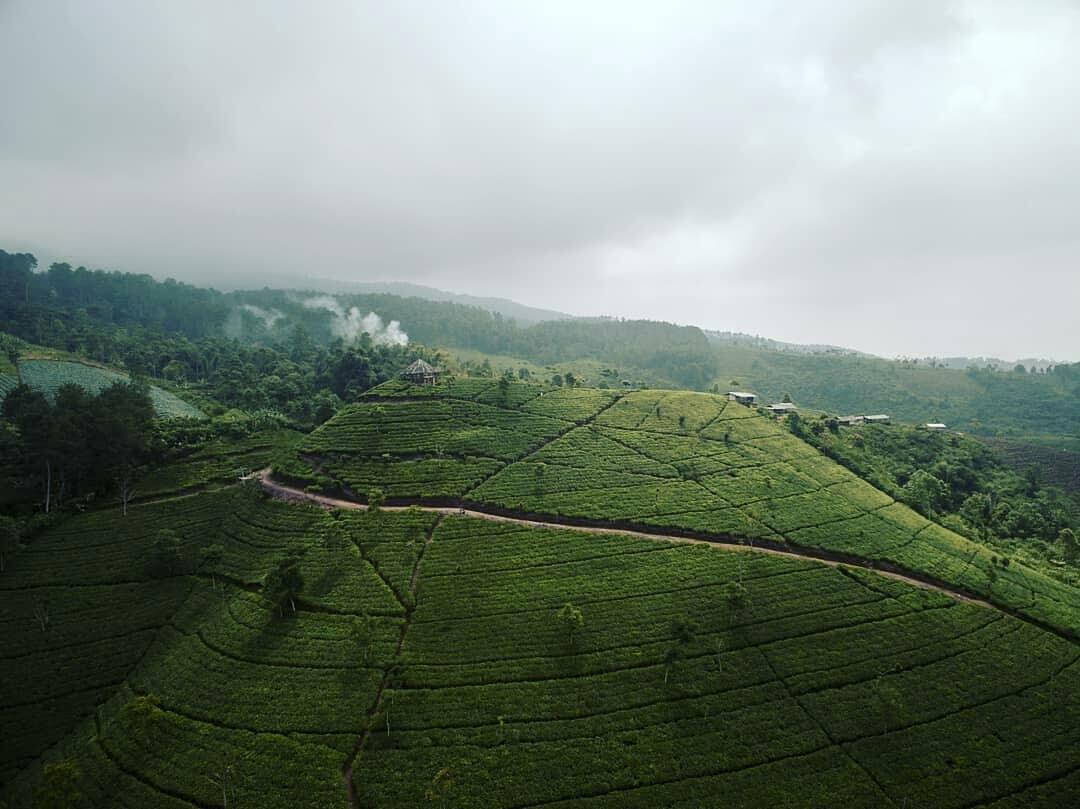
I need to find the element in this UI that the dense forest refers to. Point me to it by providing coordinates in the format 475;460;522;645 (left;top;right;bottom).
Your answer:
796;418;1077;558
0;251;718;391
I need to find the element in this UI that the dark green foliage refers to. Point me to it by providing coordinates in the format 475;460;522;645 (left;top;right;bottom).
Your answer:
2;379;154;513
801;422;1077;546
262;553;305;615
555;602;584;646
710;340;1080;439
31;761;81;809
144;529;186;578
1061;528;1078;565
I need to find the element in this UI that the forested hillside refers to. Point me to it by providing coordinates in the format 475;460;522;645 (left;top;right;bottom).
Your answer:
0;250;717;391
711;343;1080;442
797;420;1079;578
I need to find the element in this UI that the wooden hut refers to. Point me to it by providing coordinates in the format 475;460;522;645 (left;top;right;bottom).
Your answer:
401;358;440;385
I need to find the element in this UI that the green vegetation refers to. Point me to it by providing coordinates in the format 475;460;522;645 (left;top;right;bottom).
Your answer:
16;359;203;420
4;247;1077;446
2;487;1078;807
285;381;1080;636
798;420;1079;582
2;380;157;516
3;247;1080;807
710;342;1080;442
136;428;302;500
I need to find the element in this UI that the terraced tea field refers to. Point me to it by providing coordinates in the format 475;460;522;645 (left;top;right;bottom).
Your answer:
11;359;203;419
2;487;1077;808
135;429;303;501
282;382;1080;638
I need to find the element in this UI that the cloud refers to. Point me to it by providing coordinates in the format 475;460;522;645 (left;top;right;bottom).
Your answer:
1;1;1078;358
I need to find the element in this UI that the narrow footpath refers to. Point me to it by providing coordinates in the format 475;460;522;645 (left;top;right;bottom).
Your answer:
257;470;995;611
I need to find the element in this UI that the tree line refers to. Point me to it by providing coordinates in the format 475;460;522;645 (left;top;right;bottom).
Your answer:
2;380;155;516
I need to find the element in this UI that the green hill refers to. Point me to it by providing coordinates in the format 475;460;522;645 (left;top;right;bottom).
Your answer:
281;380;1080;637
2;486;1078;807
3;380;1079;807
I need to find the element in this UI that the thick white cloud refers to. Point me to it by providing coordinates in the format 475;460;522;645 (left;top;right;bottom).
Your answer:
1;0;1077;358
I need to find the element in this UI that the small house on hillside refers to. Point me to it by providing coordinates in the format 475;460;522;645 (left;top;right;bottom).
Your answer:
838;415;865;426
864;414;890;424
401;358;440;386
767;402;798;417
727;391;757;406
925;422;947;431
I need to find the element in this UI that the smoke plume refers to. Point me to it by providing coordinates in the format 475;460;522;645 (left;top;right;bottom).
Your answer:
301;296;408;346
240;304;285;328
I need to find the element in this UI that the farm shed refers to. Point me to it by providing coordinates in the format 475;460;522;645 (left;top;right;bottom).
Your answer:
401;358;440;385
727;391;757;405
767;402;798;416
838;415;865;426
925;422;947;431
864;414;891;424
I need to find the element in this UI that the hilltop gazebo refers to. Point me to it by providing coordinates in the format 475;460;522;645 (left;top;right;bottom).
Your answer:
401;358;440;386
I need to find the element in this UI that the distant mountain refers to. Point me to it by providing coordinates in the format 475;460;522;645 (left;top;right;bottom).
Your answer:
703;329;873;357
219;274;572;325
331;281;572;324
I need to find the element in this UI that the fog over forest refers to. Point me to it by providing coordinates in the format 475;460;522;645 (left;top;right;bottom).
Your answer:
1;1;1078;359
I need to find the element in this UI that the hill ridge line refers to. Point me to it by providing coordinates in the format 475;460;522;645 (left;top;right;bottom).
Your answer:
255;470;1076;644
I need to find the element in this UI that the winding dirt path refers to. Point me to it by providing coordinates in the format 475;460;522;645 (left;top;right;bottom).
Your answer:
256;470;993;610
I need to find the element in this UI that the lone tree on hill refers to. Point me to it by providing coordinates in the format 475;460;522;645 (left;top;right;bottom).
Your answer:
207;749;252;809
145;529;185;578
664;618;700;683
33;760;82;809
723;581;751;618
557;603;585;646
263;555;305;616
323;522;350;553
901;469;948;517
199;543;225;590
367;487;386;513
1060;528;1077;565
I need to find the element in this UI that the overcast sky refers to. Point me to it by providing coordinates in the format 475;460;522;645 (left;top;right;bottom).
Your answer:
2;1;1078;359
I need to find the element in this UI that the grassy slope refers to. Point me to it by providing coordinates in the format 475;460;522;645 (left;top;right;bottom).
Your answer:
2;489;1078;808
284;380;1080;638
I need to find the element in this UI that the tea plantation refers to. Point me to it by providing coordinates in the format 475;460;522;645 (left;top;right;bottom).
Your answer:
3;379;1079;807
11;359;203;419
1;484;1078;808
283;381;1080;638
